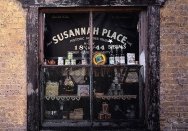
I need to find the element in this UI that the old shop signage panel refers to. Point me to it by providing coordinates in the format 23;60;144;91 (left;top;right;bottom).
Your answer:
44;13;139;61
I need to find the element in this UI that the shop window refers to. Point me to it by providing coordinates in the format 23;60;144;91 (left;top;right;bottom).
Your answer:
39;8;146;130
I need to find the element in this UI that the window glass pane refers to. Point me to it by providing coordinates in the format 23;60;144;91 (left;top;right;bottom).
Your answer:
44;13;89;59
92;12;140;121
42;13;91;121
92;12;139;60
41;11;143;127
42;67;90;120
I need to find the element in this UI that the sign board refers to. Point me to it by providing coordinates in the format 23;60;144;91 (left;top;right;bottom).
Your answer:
44;13;139;59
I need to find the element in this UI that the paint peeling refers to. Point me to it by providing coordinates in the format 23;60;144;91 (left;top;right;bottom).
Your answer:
27;83;35;95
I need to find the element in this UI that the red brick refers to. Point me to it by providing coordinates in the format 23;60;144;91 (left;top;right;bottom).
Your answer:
160;0;188;130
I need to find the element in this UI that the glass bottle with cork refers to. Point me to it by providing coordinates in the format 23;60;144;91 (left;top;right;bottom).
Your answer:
114;48;120;65
120;48;125;65
109;47;115;65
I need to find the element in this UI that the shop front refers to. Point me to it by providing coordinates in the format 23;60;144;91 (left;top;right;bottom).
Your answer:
25;0;166;130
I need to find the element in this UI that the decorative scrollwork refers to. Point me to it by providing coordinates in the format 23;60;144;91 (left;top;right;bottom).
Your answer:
45;96;81;101
96;95;137;100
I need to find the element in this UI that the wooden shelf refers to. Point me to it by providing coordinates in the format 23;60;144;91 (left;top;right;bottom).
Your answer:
41;64;91;68
41;64;142;68
93;64;141;68
95;95;137;100
42;119;145;128
44;95;137;101
45;95;89;101
42;120;91;127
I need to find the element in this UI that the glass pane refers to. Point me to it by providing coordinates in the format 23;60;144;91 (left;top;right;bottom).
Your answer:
41;11;142;127
44;13;90;65
42;12;90;122
92;12;140;121
42;67;90;120
92;12;139;65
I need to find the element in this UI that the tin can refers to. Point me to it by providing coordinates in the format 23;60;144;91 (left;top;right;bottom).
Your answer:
105;113;111;120
98;113;105;120
65;59;70;65
127;53;135;65
71;59;76;65
68;52;73;60
102;102;109;113
58;57;64;65
82;59;87;65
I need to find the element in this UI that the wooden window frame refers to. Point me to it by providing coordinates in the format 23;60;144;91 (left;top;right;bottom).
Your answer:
27;6;161;131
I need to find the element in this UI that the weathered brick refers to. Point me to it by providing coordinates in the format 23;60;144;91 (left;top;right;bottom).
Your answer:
160;0;188;130
0;0;187;130
174;107;184;112
183;107;188;112
0;0;26;130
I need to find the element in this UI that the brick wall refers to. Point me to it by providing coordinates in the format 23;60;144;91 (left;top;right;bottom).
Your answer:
160;0;188;130
0;0;188;130
0;0;27;130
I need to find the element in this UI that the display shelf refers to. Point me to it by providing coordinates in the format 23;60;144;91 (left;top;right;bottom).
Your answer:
42;120;91;127
92;119;145;129
42;120;145;128
95;95;137;100
45;95;89;101
39;11;146;130
41;64;141;68
41;64;91;68
93;64;141;68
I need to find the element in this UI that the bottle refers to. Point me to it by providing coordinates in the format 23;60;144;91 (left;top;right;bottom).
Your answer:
84;74;89;84
120;49;125;64
109;48;115;65
63;69;75;94
81;50;87;65
114;49;120;65
44;59;47;65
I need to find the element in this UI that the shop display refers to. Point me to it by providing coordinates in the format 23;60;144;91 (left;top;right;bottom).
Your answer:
62;69;75;94
81;50;88;65
65;59;71;65
109;49;115;65
77;85;89;96
107;68;123;96
69;108;84;120
120;49;125;64
67;52;73;60
93;52;107;65
127;53;136;65
45;81;59;96
98;102;111;120
70;59;76;65
40;12;143;129
47;58;57;65
58;57;64;65
114;49;120;65
45;110;59;119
